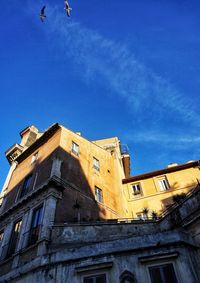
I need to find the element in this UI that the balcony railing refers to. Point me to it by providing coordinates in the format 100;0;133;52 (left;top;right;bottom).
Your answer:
0;234;20;260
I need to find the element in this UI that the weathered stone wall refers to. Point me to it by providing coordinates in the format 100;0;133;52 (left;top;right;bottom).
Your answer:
51;222;160;246
3;241;199;283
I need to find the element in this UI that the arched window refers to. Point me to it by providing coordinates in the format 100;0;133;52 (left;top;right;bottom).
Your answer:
120;270;136;283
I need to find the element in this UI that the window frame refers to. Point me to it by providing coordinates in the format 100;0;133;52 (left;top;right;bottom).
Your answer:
148;262;178;283
72;141;79;156
76;262;112;283
132;183;142;196
93;157;100;171
31;151;39;164
158;176;170;191
83;273;107;283
19;174;33;198
6;219;22;258
28;205;43;246
95;186;104;204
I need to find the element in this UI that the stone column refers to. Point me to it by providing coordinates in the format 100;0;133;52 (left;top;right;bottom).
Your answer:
37;195;57;256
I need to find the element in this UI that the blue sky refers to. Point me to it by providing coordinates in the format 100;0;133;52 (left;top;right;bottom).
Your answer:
1;0;200;189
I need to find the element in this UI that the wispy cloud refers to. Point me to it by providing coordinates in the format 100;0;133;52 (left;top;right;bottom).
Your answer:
25;2;200;151
44;8;200;127
124;130;200;152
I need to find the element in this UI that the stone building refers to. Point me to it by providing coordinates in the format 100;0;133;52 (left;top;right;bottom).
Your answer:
0;123;200;283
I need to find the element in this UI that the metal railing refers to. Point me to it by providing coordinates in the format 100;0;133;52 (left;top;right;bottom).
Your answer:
159;184;200;219
57;216;160;227
21;224;42;248
0;235;20;261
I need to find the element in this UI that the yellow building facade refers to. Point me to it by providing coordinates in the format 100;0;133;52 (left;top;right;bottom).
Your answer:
123;161;200;218
1;123;200;222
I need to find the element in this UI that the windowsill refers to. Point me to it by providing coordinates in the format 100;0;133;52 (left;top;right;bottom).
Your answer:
0;247;24;264
75;261;113;274
21;236;50;254
93;170;100;176
0;254;14;264
128;187;180;201
159;188;171;192
24;242;38;251
71;151;79;157
0;242;39;265
139;252;179;263
95;199;104;205
132;194;142;198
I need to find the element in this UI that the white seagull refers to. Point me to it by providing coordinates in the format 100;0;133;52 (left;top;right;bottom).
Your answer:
40;6;46;22
64;0;72;17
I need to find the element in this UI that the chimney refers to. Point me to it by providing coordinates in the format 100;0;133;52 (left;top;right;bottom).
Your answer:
20;125;39;148
120;144;131;178
122;155;131;178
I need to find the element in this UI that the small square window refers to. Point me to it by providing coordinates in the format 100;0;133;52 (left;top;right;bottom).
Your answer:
149;263;178;283
95;187;104;203
31;152;38;164
72;141;79;156
84;274;106;283
93;157;100;171
158;177;170;191
132;183;142;196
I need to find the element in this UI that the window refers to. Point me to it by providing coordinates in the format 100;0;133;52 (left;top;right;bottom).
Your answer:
93;157;100;171
7;220;22;258
84;274;106;283
158;177;170;191
136;212;147;220
28;206;43;246
95;187;103;203
72;141;79;156
132;183;142;196
20;174;33;198
136;212;144;220
31;152;38;164
149;263;178;283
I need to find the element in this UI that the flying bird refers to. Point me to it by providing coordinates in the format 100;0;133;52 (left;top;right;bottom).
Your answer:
40;6;46;22
64;0;72;17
